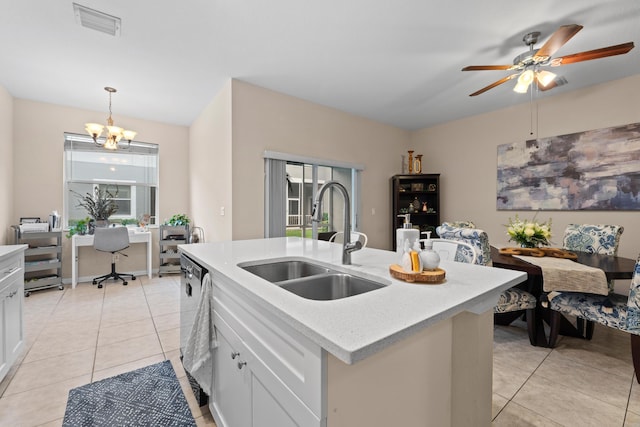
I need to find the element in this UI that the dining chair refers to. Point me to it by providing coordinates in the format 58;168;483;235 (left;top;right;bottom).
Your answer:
562;223;624;256
328;231;368;248
92;226;136;288
436;223;491;265
546;254;640;383
441;220;476;229
428;238;477;264
437;223;539;345
562;223;624;339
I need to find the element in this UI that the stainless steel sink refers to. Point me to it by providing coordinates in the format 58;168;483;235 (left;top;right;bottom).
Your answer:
238;258;387;301
279;273;385;301
240;260;336;283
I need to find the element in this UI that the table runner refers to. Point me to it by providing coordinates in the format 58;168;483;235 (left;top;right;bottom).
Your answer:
513;255;609;295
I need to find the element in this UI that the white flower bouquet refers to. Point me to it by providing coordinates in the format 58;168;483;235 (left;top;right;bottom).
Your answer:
506;215;552;248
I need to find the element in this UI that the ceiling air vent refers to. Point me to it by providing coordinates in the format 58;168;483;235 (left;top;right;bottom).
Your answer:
73;3;121;37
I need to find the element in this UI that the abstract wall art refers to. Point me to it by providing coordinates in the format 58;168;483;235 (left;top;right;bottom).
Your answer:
497;122;640;210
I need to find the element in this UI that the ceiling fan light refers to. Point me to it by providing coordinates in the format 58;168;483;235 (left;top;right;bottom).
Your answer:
537;70;557;87
517;70;534;85
513;82;529;93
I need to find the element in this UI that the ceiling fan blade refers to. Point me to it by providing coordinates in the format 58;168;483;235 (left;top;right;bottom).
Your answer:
533;24;583;61
462;65;512;71
550;42;635;66
469;74;519;96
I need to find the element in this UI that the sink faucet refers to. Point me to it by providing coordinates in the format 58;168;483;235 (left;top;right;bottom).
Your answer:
311;181;362;265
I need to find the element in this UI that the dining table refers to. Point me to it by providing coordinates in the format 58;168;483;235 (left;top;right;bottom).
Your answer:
491;245;637;347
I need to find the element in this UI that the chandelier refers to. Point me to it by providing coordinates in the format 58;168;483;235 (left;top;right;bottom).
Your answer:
85;87;137;150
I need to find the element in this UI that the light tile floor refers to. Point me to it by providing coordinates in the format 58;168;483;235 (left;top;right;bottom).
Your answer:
0;275;216;427
493;320;639;426
1;275;638;426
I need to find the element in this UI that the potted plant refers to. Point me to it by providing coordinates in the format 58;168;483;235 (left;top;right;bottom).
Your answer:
66;217;90;238
72;187;119;228
164;213;190;226
121;218;138;228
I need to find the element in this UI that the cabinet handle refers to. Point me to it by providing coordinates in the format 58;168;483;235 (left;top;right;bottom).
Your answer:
1;266;19;275
231;351;240;359
237;361;247;370
8;290;17;298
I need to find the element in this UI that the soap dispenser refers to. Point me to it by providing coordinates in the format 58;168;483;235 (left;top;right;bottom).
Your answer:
419;231;440;271
396;214;419;254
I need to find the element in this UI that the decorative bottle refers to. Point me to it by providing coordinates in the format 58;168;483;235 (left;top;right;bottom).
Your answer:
419;231;440;271
396;214;419;254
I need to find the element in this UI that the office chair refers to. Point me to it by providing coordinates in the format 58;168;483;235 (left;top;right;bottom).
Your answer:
92;226;136;288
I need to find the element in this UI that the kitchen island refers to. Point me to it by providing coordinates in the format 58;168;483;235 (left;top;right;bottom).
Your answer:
180;237;526;427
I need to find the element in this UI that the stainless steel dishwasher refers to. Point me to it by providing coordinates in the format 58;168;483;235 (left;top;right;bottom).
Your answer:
180;253;209;406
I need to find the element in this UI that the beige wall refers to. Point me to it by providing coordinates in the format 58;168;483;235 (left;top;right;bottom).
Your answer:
189;80;233;242
5;73;640;278
0;86;13;244
12;99;190;279
410;74;640;261
230;80;411;249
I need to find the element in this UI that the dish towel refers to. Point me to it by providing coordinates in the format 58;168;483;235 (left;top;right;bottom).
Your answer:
514;255;609;295
182;272;217;396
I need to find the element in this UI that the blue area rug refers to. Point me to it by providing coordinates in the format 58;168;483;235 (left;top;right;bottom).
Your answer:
63;360;196;426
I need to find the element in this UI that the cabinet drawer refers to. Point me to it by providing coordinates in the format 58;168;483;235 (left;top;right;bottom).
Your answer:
212;275;323;418
0;256;22;286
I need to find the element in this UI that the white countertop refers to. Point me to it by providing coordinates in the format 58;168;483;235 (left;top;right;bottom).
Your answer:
180;237;526;364
0;244;27;260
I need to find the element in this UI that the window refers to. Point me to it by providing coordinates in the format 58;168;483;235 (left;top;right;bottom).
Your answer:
264;152;363;239
64;133;159;227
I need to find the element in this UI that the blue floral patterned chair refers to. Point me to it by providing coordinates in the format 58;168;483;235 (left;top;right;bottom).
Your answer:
436;224;491;266
562;224;624;256
436;223;538;345
442;220;476;229
561;223;624;338
547;255;640;383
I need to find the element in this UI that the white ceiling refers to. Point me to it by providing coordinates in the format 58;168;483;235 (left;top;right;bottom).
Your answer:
1;0;639;131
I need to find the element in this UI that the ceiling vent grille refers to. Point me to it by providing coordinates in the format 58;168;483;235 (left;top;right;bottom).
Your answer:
73;3;121;37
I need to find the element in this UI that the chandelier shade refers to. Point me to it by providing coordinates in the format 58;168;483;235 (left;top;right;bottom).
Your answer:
85;87;137;150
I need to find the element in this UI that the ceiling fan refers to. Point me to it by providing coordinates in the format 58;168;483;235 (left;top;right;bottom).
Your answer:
462;24;634;96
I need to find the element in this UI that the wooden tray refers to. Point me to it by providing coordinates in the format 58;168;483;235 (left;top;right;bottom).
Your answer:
389;264;446;284
498;247;578;260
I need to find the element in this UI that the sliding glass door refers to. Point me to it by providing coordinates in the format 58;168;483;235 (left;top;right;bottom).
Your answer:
265;153;361;239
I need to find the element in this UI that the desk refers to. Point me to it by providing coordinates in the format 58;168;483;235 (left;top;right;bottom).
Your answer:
71;230;152;288
491;246;636;346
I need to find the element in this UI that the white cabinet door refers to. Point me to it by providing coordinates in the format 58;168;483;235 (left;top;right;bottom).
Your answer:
0;268;24;382
0;288;6;379
252;375;298;427
212;324;251;427
4;274;24;364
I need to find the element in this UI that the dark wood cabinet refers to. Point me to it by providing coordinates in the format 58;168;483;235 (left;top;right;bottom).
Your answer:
391;174;440;251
